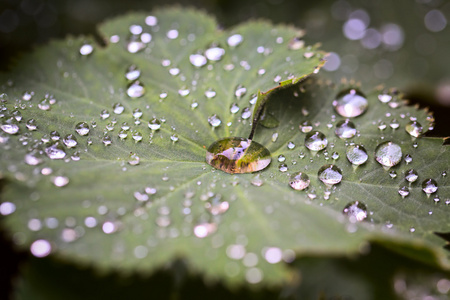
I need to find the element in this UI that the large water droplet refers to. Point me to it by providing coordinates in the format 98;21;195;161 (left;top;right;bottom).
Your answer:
205;46;225;61
305;131;328;151
206;137;271;174
375;141;402;167
335;119;357;139
189;54;207;67
227;34;243;47
422;178;438;195
148;118;161;130
45;142;66;160
405;121;423;137
289;172;310;190
63;134;78;148
1;118;19;135
318;164;343;185
113;103;125;114
346;144;368;165
333;89;368;118
127;81;145;98
208;114;221;127
343;201;367;222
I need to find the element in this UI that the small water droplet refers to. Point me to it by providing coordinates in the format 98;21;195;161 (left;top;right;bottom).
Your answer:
208;114;221;127
170;134;179;142
52;175;69;187
125;65;141;81
378;93;392;103
287;141;296;150
132;131;143;142
235;85;247;99
389;170;397;178
193;222;217;238
1;118;19;135
230;103;239;114
398;186;410;197
80;44;94;56
127;81;145;98
405;169;418;183
148;118;161;130
318;164;343;185
305;131;328;151
102;136;112;146
205;89;216;99
189;54;207;67
250;174;264;187
346;144;368;165
333;88;368;118
227;34;243;47
278;164;288;172
378;121;387;131
422;178;438;195
389;118;400;129
404;154;413;164
128;153;140;165
405;121;423;137
75;122;90;136
30;239;52;257
205;46;225;61
241;107;251;120
288;37;304;50
271;132;278;142
206;137;271;174
289;172;310;190
22;91;34;101
375;141;402;167
100;109;110;120
335;119;357;139
63;134;78;148
343;201;367;222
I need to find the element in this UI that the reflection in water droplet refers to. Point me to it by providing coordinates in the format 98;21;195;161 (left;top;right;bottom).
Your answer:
333;89;368;118
45;142;66;160
346;144;368;165
422;178;438;195
405;121;423;137
305;131;328;151
343;201;367;222
375;141;402;167
335;119;357;139
127;81;145;98
289;172;310;190
398;186;410;197
208;114;222;127
206;137;271;174
405;169;418;183
102;136;112;146
75;122;90;136
318;164;343;185
148;118;161;130
227;34;243;47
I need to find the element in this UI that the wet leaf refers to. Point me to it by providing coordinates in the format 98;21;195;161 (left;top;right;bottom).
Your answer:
0;7;449;289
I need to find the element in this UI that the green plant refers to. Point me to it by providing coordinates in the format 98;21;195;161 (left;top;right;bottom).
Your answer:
0;5;449;300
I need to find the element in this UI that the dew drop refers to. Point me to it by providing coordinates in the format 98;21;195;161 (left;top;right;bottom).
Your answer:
102;136;112;146
45;142;66;160
132;108;143;119
148;118;161;130
305;131;328;151
125;65;141;81
335;119;357;139
422;178;438;195
404;154;412;164
405;169;418;183
127;81;145;98
278;164;288;172
126;35;145;53
30;239;51;257
289;172;310;191
227;34;243;47
52;175;69;187
206;137;271;174
389;170;397;178
346;144;368;165
405;121;423;137
79;44;94;56
189;54;207;67
178;87;190;97
288;37;304;50
132;131;143;142
343;201;367;222
230;103;239;114
128;153;140;165
208;114;222;127
250;174;264;187
205;47;225;61
1;118;19;134
389;118;400;129
205;194;229;215
193;222;217;238
398;186;410;197
375;141;402;167
63;134;78;148
205;89;216;99
333;88;368;118
100;109;110;120
299;121;313;133
235;85;247;99
75;122;90;136
22;91;34;101
318;164;343;185
170;134;179;142
241;107;251;120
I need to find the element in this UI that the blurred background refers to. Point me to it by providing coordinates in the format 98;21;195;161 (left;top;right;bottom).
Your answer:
0;0;449;298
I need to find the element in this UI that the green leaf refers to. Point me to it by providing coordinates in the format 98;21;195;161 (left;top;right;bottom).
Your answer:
0;7;449;290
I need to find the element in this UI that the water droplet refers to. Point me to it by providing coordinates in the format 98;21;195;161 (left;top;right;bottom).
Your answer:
299;121;313;133
346;144;368;165
263;247;283;264
132;108;143;119
22;91;34;101
335;119;357;139
305;131;328;151
127;81;145;98
227;34;243;47
63;134;78;148
405;169;418;183
75;122;90;136
38;99;51;111
422;178;438;195
206;137;271;174
333;89;368;118
378;93;392;103
125;64;141;81
318;164;343;185
189;54;207;67
405;121;423;137
45;142;66;159
205;46;225;61
12;110;22;122
389;118;400;129
278;164;288;172
287;141;296;150
208;114;221;127
241;107;251;120
205;89;216;99
169;67;180;76
288;37;304;50
193;222;217;238
166;29;179;39
132;131;143;142
128;153;140;165
378;121;387;131
398;186;410;197
30;239;51;257
250;174;264;186
271;132;278;142
235;85;247;99
80;44;94;56
375;141;402;167
343;201;367;222
0;202;16;216
24;150;44;165
389;170;397;178
100;109;110;120
52;175;69;187
148;118;161;130
230;103;239;114
404;154;412;164
102;136;112;146
178;87;190;97
145;15;158;26
289;172;310;190
170;134;179;142
126;35;145;53
1;118;19;134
